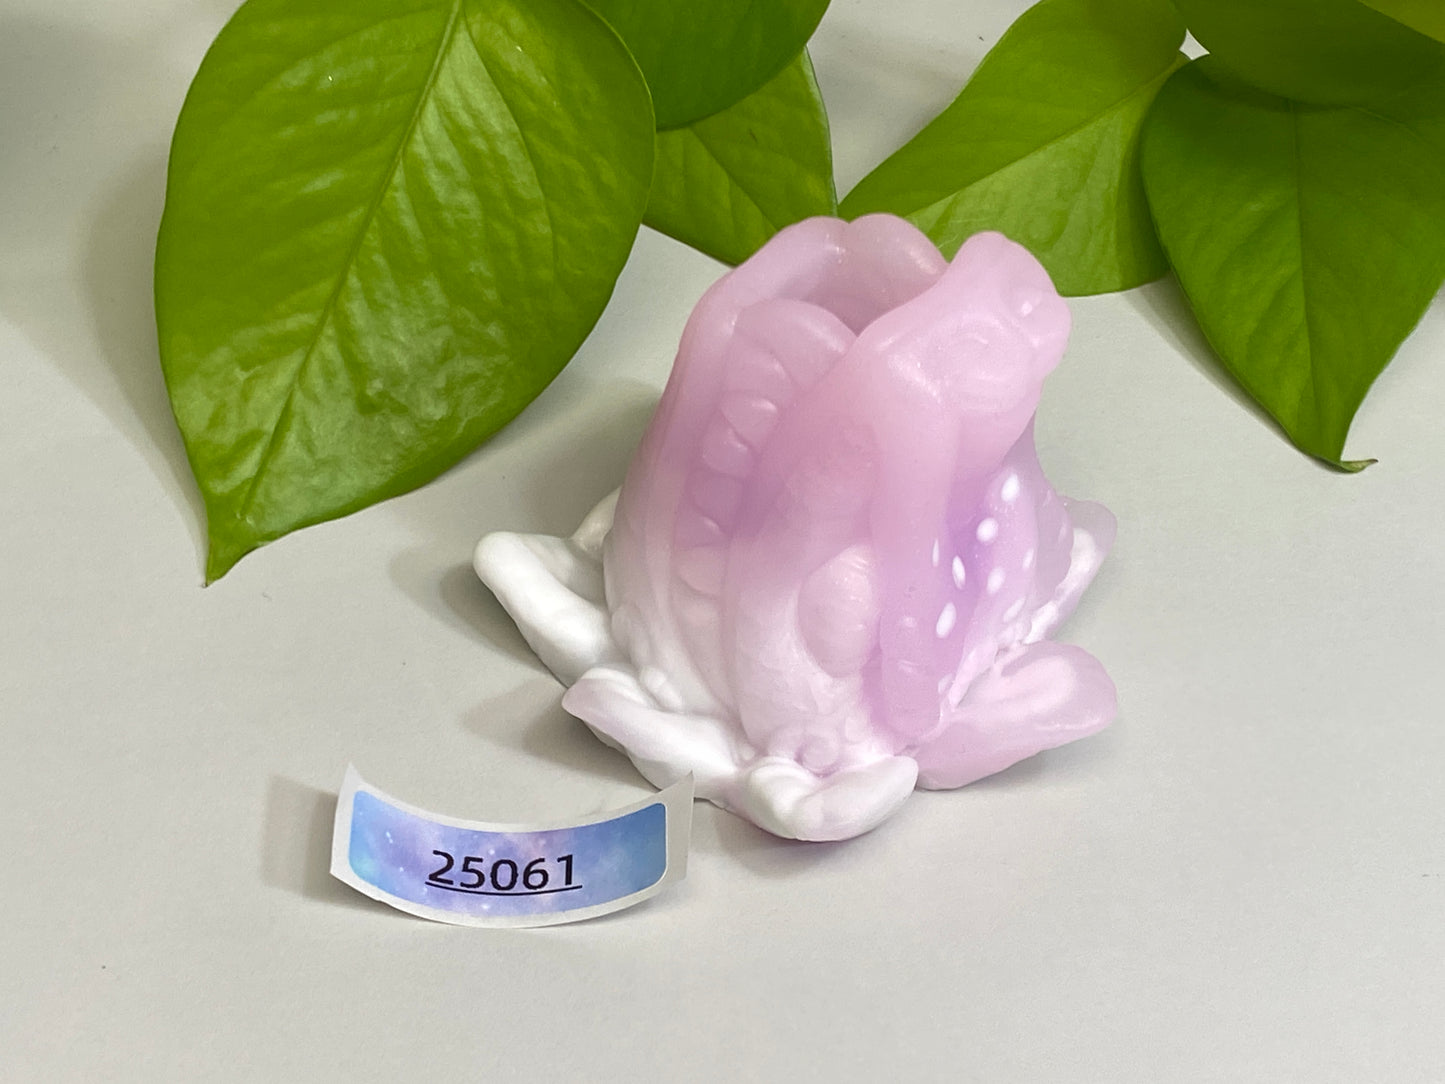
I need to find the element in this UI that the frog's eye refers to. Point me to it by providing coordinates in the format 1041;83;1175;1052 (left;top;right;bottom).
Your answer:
1009;284;1045;319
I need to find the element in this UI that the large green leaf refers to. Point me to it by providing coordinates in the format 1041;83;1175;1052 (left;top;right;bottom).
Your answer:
644;52;836;266
1361;0;1445;44
839;0;1185;296
1171;0;1445;105
1139;58;1445;467
155;0;654;580
584;0;831;129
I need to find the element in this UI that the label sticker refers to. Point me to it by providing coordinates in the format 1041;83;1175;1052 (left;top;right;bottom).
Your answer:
330;766;692;927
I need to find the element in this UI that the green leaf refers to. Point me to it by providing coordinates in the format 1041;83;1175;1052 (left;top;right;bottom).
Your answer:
644;51;836;266
1171;0;1445;105
584;0;831;129
1139;58;1445;466
1360;0;1445;44
155;0;654;580
839;0;1186;296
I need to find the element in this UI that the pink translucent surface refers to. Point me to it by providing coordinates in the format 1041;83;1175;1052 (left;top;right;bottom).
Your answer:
479;216;1116;840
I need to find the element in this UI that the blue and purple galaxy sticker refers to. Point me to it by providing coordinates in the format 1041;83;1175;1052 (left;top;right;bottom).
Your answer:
331;767;691;927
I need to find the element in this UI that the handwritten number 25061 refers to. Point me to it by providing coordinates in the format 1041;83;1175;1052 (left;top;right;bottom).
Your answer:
427;851;575;892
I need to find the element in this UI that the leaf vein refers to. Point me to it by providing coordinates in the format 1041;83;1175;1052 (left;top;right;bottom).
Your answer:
460;13;559;286
859;54;1182;217
237;0;467;523
688;128;780;232
901;61;1178;239
1289;100;1326;432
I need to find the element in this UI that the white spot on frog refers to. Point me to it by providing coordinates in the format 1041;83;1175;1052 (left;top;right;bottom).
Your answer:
952;555;966;588
1001;473;1020;503
977;518;998;543
935;603;957;638
986;568;1005;595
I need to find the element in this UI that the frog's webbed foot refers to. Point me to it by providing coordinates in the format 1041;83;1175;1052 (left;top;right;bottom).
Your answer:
565;665;917;841
736;756;918;841
562;664;743;792
473;493;619;686
912;641;1115;789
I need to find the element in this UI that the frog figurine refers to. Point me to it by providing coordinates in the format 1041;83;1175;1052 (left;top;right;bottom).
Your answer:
477;216;1115;841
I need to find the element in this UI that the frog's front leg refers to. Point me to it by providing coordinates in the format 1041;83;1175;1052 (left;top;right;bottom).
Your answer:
726;409;883;769
472;493;620;686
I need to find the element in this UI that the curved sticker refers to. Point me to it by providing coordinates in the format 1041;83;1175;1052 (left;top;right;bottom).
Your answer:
331;767;691;927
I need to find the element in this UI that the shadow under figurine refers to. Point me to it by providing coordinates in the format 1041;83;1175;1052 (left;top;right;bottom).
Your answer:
476;215;1116;842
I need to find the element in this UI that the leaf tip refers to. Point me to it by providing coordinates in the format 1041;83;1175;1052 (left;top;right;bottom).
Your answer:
204;529;259;584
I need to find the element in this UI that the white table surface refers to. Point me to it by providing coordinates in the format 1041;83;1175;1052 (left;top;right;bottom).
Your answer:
4;1;1444;1079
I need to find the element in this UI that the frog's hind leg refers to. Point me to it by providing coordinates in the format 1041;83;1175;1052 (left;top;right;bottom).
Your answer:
912;641;1115;789
1024;497;1116;645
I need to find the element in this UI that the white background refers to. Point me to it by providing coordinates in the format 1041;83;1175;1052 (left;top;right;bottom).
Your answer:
3;0;1443;1079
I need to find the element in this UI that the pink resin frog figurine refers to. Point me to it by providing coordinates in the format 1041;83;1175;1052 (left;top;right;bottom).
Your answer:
476;216;1116;841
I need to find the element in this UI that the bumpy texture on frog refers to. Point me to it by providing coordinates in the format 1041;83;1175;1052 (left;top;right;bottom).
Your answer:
476;216;1116;841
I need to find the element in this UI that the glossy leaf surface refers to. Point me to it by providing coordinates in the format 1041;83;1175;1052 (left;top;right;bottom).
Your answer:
840;0;1185;296
585;0;831;129
155;0;654;579
1140;58;1445;467
1171;0;1445;104
645;52;836;266
1361;0;1445;43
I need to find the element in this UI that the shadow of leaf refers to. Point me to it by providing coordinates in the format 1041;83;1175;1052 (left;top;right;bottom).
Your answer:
0;15;207;569
1124;276;1286;433
86;153;207;549
386;384;657;645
